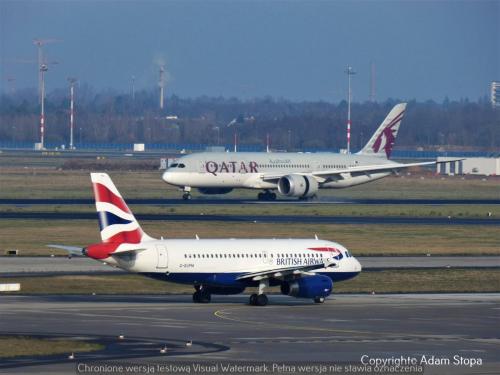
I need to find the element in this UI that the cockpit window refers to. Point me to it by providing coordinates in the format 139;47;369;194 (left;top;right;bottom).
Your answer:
170;163;178;168
178;163;186;168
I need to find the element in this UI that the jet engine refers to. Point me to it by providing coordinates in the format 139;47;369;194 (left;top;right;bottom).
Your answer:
197;187;234;195
280;275;333;299
277;174;318;198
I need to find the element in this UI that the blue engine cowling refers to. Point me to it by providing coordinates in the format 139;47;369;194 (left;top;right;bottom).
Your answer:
280;275;333;299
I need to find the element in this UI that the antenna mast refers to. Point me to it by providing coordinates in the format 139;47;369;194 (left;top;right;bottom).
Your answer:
39;64;48;149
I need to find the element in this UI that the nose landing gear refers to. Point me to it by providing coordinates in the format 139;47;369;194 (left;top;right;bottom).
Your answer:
182;187;192;200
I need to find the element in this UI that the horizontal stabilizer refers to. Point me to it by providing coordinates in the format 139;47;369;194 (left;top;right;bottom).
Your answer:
47;244;84;257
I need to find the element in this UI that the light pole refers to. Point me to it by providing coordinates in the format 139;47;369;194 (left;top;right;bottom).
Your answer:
131;75;135;101
345;65;356;154
159;66;165;110
214;126;220;145
68;78;77;150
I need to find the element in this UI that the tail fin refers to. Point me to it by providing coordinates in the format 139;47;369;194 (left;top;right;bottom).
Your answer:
91;173;153;244
357;103;407;159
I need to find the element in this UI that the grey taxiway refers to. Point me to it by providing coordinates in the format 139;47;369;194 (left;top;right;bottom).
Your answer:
0;294;499;374
1;256;500;278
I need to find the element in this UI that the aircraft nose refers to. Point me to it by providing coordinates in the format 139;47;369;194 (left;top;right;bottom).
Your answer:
162;171;174;184
353;257;362;272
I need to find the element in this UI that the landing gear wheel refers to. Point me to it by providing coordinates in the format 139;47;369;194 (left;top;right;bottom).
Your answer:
193;290;211;303
257;191;277;201
255;294;268;306
314;297;325;304
199;291;211;303
182;192;192;200
193;291;201;303
249;293;258;305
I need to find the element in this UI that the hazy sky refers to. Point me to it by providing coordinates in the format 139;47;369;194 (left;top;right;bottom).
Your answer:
1;0;498;101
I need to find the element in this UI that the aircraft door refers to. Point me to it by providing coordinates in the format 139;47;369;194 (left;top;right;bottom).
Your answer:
156;245;168;269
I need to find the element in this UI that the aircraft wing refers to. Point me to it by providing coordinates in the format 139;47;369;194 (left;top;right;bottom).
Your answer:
261;159;463;182
236;258;338;281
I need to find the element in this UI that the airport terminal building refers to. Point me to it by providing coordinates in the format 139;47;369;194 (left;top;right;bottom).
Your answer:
437;157;500;176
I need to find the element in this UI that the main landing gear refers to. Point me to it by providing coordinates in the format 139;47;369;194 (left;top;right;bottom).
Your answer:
249;279;269;306
257;190;277;201
193;285;211;303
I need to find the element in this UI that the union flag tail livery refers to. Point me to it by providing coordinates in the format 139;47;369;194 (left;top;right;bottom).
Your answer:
358;103;407;158
50;173;362;306
91;173;153;244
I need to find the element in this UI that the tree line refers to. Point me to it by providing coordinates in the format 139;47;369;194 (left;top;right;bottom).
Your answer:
0;88;498;151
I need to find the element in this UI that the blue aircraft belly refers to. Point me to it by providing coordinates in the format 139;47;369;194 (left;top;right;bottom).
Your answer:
139;271;360;287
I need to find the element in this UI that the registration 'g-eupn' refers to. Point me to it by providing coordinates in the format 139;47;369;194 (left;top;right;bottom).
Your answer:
51;173;361;306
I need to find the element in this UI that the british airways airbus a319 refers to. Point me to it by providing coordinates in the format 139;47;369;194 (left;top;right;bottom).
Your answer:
163;103;449;200
51;173;361;306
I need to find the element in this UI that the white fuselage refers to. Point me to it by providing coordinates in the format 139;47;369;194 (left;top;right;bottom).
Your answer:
162;152;395;190
101;238;361;286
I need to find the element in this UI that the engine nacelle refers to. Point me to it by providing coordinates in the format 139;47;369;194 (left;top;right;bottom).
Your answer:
280;275;333;299
197;187;234;195
277;174;318;198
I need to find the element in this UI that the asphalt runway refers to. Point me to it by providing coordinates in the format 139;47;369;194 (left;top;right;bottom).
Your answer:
1;198;499;205
1;211;499;226
1;256;499;277
0;294;499;374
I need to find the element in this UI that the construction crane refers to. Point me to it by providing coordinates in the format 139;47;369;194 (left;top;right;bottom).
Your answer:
33;38;61;103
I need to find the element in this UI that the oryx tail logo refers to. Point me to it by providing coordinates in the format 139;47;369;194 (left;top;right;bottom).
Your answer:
91;173;143;244
372;109;405;158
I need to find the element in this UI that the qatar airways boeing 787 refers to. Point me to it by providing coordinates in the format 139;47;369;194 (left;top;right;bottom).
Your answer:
163;103;451;200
